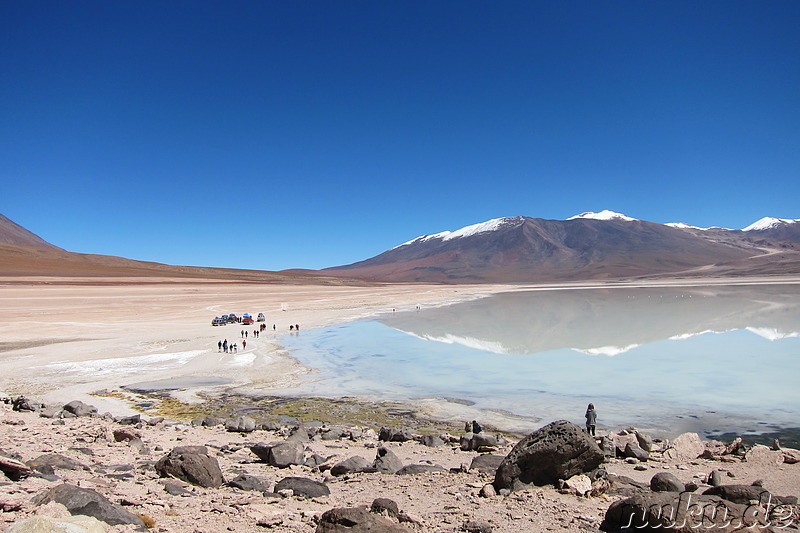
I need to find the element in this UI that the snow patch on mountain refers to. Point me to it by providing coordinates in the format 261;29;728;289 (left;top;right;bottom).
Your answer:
742;217;800;232
567;210;637;222
666;222;708;231
394;216;524;249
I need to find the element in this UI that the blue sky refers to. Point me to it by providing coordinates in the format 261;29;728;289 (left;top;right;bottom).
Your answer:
2;1;798;270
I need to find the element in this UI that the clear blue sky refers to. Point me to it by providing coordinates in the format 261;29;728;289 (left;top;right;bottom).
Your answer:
2;1;798;270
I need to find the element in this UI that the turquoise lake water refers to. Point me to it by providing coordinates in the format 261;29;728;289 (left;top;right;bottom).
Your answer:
280;284;800;437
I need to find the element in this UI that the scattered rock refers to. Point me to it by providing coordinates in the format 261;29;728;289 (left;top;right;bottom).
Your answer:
744;444;784;466
225;415;256;433
379;427;413;442
373;447;403;474
603;491;771;532
563;474;592;496
469;454;504;474
395;464;447;475
62;401;97;418
316;506;411;533
494;420;604;491
370;497;399;517
228;474;270;492
460;432;506;451
624;441;649;461
32;483;145;529
462;519;492;533
5;515;107;533
418;434;444;447
663;432;704;461
154;446;224;488
330;456;375;476
703;484;797;505
274;476;330;499
650;472;684;492
250;441;305;468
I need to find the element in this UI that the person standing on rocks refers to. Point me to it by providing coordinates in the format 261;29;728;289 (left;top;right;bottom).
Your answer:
585;403;597;436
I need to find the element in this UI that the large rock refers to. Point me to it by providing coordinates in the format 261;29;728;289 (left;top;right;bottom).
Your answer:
154;446;224;488
379;427;413;442
225;415;256;433
460;432;506;451
6;515;107;533
470;454;505;474
316;506;411;532
27;454;86;474
32;483;145;529
624;441;650;462
373;447;403;474
744;444;784;466
330;456;375;476
650;472;685;492
250;441;305;468
603;491;775;532
395;464;447;475
228;474;270;492
703;484;797;505
274;477;330;498
493;420;604;491
663;432;704;461
62;401;97;417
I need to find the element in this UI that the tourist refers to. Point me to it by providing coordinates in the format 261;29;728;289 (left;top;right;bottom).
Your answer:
585;403;597;436
217;340;222;352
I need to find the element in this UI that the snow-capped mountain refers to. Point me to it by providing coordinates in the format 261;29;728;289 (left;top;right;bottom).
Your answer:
567;210;638;222
325;211;800;283
742;217;800;232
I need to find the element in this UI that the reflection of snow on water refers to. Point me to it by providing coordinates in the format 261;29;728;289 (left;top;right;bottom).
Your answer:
281;285;800;436
42;350;204;376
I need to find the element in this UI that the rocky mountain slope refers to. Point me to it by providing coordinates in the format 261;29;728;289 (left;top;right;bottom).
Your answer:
323;211;800;283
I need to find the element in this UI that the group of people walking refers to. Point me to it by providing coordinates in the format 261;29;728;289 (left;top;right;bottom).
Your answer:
218;339;240;353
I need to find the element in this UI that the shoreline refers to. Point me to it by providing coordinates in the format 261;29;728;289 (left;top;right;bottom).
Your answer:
1;276;798;442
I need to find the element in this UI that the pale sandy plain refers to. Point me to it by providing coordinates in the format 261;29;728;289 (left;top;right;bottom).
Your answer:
0;278;514;417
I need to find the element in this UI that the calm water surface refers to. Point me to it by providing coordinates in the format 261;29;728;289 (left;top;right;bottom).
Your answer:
281;284;800;436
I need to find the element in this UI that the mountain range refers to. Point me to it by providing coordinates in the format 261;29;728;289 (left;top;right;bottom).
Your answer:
1;211;799;283
320;210;800;283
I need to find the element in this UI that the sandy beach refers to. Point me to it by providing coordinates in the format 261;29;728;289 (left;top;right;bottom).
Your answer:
0;278;513;416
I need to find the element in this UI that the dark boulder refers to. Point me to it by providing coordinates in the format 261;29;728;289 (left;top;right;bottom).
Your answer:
330;456;375;476
624;441;649;461
419;435;445;447
396;464;447;475
250;441;305;468
469;454;505;474
226;415;256;433
27;454;86;474
154;446;224;488
316;506;411;533
379;427;413;442
228;474;270;492
650;472;685;492
703;484;797;505
494;420;604;491
274;476;330;498
460;432;506;451
373;447;403;474
62;400;97;417
32;483;145;529
603;491;774;532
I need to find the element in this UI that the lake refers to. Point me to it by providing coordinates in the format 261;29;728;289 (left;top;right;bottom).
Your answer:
280;283;800;438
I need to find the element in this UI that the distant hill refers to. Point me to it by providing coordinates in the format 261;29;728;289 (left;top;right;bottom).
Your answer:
321;211;800;283
0;214;63;250
0;214;367;284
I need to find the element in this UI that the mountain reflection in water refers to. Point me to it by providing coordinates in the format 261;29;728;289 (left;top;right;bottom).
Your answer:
281;284;800;437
